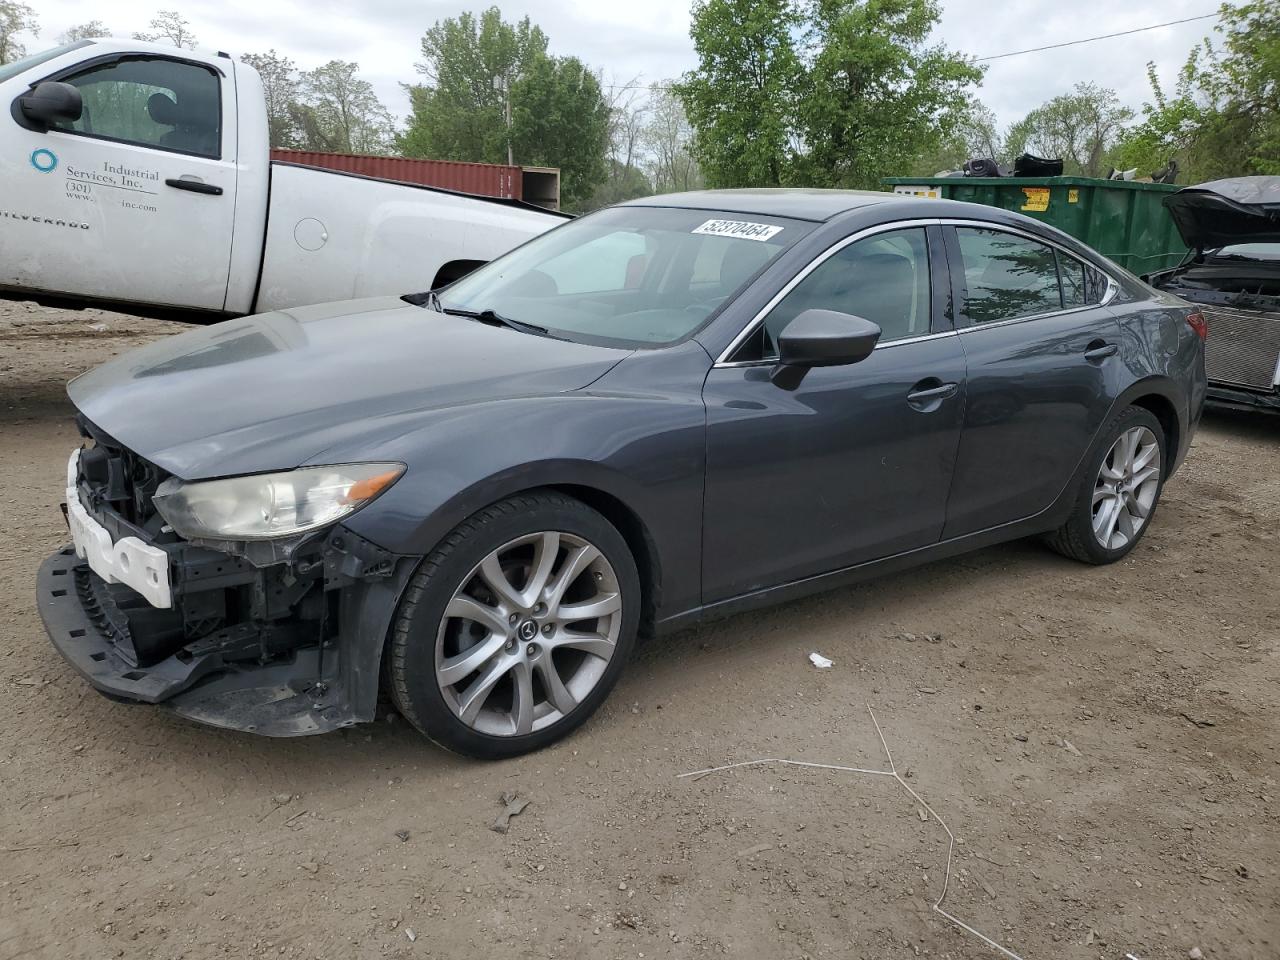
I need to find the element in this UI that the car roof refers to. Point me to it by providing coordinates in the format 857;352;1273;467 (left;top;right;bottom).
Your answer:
621;188;893;222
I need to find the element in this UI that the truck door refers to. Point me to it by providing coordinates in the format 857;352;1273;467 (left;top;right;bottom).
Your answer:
4;52;236;313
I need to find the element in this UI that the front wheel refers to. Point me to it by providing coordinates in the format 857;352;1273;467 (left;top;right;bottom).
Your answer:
385;491;640;758
1045;406;1166;565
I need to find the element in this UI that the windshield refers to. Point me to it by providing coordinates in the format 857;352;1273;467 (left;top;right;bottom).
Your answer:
438;206;812;347
0;41;94;84
1213;242;1280;261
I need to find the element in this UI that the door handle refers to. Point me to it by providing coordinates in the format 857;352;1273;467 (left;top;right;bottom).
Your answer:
906;379;958;410
165;178;223;196
1084;341;1118;361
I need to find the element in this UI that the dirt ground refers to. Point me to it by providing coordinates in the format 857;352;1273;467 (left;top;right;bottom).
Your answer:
1;300;1277;960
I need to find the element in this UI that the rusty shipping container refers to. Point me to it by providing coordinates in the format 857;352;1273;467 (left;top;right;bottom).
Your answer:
271;150;521;198
270;150;564;210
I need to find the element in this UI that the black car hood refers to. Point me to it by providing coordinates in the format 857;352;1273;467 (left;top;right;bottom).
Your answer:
1164;176;1280;250
68;297;628;479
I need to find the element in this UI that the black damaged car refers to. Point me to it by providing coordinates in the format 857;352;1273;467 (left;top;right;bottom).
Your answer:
1150;176;1280;411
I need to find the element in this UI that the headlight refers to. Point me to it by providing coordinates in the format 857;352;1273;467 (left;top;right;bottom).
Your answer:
153;463;404;541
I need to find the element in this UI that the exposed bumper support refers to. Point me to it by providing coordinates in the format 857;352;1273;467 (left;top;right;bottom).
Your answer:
37;540;420;737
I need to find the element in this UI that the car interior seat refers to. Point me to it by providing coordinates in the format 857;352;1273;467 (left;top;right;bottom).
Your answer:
147;90;218;156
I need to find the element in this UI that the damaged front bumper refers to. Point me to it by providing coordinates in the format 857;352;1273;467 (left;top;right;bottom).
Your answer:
36;528;419;737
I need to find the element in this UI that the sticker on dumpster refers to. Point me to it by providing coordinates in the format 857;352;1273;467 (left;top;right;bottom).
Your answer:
1068;189;1080;203
692;219;784;242
1021;187;1051;212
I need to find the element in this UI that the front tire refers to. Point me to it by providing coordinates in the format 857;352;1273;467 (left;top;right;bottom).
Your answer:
385;491;640;758
1045;406;1166;565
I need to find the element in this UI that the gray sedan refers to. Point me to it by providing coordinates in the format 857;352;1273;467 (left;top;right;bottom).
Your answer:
38;189;1207;757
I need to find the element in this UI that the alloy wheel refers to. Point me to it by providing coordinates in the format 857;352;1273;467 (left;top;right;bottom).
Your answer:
434;531;622;737
1092;425;1161;551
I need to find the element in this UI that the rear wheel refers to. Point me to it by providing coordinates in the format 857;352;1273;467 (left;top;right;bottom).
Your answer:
385;491;639;758
1045;406;1166;565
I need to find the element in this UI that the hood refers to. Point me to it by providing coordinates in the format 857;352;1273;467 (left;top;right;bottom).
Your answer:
69;297;628;478
1164;176;1280;250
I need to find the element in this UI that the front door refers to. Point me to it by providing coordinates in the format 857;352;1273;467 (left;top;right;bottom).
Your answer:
4;52;236;311
940;224;1125;538
702;225;967;603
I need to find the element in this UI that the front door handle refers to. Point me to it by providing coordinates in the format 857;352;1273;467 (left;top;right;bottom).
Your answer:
165;177;223;196
906;379;959;411
1084;341;1118;362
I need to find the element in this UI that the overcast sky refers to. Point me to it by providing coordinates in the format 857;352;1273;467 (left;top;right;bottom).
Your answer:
36;0;1221;131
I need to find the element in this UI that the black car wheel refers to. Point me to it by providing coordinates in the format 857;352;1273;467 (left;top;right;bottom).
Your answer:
1045;406;1167;565
385;491;640;758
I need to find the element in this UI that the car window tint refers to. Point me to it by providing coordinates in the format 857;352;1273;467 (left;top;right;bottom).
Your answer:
956;228;1062;323
1059;252;1088;307
754;228;932;359
51;57;221;158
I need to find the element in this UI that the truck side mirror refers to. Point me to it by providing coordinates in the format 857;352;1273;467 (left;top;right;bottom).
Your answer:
12;81;83;132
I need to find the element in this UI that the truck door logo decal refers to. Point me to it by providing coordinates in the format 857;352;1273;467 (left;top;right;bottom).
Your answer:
30;148;58;173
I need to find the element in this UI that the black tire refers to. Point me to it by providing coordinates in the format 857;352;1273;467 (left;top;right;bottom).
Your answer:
385;491;640;759
1045;405;1167;565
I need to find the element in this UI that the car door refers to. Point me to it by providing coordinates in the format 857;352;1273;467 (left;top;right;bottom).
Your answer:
701;224;967;603
6;52;236;311
940;223;1123;539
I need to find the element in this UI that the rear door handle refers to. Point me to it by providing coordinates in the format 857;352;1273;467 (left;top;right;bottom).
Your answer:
906;379;959;410
165;178;223;196
1084;341;1118;361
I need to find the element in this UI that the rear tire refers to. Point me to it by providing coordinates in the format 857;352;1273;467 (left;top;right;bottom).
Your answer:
1045;406;1166;565
385;491;640;759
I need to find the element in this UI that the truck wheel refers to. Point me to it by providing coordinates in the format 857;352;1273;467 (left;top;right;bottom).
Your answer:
385;491;640;758
1045;406;1166;565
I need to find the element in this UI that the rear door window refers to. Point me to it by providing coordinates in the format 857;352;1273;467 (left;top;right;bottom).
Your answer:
954;227;1062;324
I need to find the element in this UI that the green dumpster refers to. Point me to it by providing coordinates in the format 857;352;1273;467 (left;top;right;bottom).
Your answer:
881;176;1189;274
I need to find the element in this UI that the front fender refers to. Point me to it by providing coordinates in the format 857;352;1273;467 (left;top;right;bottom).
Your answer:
340;346;711;620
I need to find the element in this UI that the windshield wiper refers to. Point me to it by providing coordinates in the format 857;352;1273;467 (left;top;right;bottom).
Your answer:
442;306;559;338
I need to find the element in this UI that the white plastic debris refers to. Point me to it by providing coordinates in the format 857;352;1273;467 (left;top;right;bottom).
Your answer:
808;652;833;669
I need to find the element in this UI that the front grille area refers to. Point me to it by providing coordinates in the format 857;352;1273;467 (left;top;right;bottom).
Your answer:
76;417;172;536
1203;305;1280;391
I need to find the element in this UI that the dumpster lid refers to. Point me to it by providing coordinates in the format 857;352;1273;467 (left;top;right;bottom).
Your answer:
1164;176;1280;250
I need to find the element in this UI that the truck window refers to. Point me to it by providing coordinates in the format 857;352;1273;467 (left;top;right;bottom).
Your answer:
50;56;222;159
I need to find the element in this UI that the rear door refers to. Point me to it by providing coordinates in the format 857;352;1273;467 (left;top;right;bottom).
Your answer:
6;52;236;311
940;223;1123;538
701;224;967;602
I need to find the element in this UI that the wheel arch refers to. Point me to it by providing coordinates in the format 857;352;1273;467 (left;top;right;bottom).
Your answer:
1127;391;1180;478
544;483;662;637
431;259;487;289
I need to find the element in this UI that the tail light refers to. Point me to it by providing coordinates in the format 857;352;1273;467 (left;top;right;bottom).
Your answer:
1186;310;1208;340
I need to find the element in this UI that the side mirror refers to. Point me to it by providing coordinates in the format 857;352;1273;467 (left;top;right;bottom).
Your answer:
13;81;83;131
777;308;882;368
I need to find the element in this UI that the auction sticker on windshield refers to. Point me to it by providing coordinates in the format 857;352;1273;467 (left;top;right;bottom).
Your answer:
692;219;784;242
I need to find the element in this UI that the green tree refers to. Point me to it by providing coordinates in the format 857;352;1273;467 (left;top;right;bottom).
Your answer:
133;10;197;49
58;20;111;44
510;55;609;209
675;0;802;187
1005;83;1133;177
677;0;979;189
400;7;611;210
242;50;302;148
294;60;395;155
400;9;548;164
645;83;703;193
592;74;651;207
0;1;38;64
910;97;1001;175
1113;2;1280;181
795;0;983;188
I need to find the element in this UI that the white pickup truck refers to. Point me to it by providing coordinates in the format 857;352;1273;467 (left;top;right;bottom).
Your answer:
0;39;563;320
